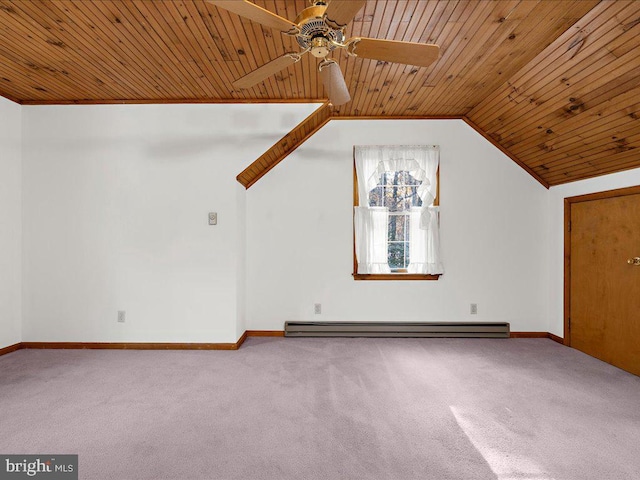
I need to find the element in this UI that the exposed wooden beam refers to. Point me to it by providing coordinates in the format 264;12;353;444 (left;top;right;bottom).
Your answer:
237;101;332;189
238;111;550;190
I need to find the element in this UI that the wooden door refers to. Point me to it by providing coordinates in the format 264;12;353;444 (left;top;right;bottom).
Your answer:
568;189;640;376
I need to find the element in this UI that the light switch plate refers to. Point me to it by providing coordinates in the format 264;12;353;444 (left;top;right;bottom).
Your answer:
209;212;217;225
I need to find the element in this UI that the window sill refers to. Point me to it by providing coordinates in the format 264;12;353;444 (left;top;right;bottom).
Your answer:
352;273;441;281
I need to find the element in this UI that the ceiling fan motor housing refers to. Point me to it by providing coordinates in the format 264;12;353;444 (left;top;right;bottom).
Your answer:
294;4;345;58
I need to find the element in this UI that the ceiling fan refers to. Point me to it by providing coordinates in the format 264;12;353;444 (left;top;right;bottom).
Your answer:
207;0;440;106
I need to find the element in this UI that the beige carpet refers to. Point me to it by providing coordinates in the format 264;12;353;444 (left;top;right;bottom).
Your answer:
1;337;639;479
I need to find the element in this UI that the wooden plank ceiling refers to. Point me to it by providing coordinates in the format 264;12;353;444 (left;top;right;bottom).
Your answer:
0;0;638;187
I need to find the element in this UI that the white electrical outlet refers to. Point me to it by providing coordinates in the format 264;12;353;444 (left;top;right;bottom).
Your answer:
314;303;322;315
208;212;217;225
470;303;478;315
118;310;126;323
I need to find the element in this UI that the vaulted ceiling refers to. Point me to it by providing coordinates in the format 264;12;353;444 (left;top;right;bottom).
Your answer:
1;1;638;187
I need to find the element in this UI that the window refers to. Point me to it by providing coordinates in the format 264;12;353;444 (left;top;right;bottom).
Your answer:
353;145;443;280
369;171;424;272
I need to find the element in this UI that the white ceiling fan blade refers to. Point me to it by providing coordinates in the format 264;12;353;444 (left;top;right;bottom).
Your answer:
319;61;350;106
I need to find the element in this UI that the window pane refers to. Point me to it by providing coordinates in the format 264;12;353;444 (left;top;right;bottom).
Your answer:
405;173;419;186
405;241;410;266
388;242;405;270
364;170;426;271
410;186;423;208
368;186;383;207
399;185;413;211
383;186;394;210
405;192;414;211
368;171;425;210
389;186;403;212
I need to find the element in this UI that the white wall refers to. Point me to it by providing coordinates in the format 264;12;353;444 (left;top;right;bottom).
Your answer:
246;119;550;332
17;101;630;343
0;97;22;349
548;168;640;337
236;182;247;340
21;103;317;343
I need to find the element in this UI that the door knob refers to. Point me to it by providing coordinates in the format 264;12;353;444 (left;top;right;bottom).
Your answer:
627;257;640;266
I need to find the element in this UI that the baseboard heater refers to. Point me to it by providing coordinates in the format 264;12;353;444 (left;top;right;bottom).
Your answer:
284;322;510;338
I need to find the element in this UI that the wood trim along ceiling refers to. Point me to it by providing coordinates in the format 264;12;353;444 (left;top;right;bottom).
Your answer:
462;117;549;188
1;1;638;186
236;106;422;190
238;109;550;190
236;101;332;188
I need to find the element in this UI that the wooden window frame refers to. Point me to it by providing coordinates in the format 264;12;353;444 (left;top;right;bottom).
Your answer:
352;157;441;281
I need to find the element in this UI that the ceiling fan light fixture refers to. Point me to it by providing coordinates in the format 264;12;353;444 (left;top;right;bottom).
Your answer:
310;37;331;58
319;60;350;106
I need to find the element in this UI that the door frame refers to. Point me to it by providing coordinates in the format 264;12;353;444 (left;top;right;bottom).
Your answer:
564;185;640;347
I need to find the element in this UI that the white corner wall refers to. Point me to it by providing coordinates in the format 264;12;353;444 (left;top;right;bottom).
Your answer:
21;103;317;343
0;97;22;349
548;168;640;337
246;119;550;332
235;181;247;340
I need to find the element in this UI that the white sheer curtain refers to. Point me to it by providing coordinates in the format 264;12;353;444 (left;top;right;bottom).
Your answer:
354;145;443;275
354;147;390;274
354;207;391;274
408;206;443;274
